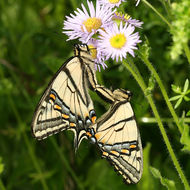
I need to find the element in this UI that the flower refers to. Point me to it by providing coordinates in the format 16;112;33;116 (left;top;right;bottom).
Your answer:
113;12;143;28
97;0;126;8
87;39;107;71
63;1;114;43
98;23;141;62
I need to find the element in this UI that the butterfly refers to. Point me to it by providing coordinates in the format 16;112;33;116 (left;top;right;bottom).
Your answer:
31;44;143;184
86;89;143;184
31;44;99;148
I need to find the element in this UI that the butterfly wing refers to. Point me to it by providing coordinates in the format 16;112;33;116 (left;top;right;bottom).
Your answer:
31;56;96;146
88;101;143;184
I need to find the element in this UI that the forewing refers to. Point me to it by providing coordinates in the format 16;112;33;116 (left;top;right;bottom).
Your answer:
91;101;143;184
31;57;95;142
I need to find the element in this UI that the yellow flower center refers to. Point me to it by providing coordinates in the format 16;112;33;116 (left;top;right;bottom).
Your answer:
88;44;97;59
82;17;102;33
109;0;120;4
110;33;126;49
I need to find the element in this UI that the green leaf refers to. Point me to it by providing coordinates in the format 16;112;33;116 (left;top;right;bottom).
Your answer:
138;38;150;60
169;95;182;101
187;110;190;116
174;97;183;109
183;79;189;92
144;75;156;96
171;84;181;94
148;75;156;91
29;170;56;183
186;89;190;94
184;96;190;101
180;123;190;152
0;157;4;175
150;167;176;190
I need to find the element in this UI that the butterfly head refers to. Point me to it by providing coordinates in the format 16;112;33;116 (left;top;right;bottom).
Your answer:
113;89;132;102
74;44;96;63
74;44;90;56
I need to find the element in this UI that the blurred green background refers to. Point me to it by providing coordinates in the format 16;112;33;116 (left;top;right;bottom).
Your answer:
0;0;189;189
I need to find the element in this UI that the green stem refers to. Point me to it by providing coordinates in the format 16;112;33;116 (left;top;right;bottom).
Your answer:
140;117;190;123
123;59;190;190
138;55;183;134
142;0;172;28
50;139;85;190
167;0;171;6
159;0;172;18
0;179;6;190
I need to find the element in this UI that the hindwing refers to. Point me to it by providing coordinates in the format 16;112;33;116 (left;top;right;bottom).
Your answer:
88;101;143;184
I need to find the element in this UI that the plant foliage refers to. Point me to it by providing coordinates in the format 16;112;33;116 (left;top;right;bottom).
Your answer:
0;0;190;189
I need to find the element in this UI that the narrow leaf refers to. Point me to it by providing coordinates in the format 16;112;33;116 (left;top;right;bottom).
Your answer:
171;84;181;94
183;79;189;92
0;158;4;175
180;123;190;152
29;170;56;183
150;167;176;190
174;97;183;109
184;96;190;101
138;38;150;60
148;75;156;91
169;95;182;101
186;89;190;94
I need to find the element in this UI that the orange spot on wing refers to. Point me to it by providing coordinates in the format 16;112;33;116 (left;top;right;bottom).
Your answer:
54;105;61;110
91;116;96;124
62;114;69;119
130;144;136;149
121;149;129;154
70;123;76;127
86;132;92;137
50;94;56;100
110;150;120;156
102;151;109;157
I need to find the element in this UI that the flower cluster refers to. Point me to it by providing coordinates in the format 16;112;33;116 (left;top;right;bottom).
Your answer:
63;0;142;70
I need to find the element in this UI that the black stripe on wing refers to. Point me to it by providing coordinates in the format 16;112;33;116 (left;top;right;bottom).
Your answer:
96;100;128;128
